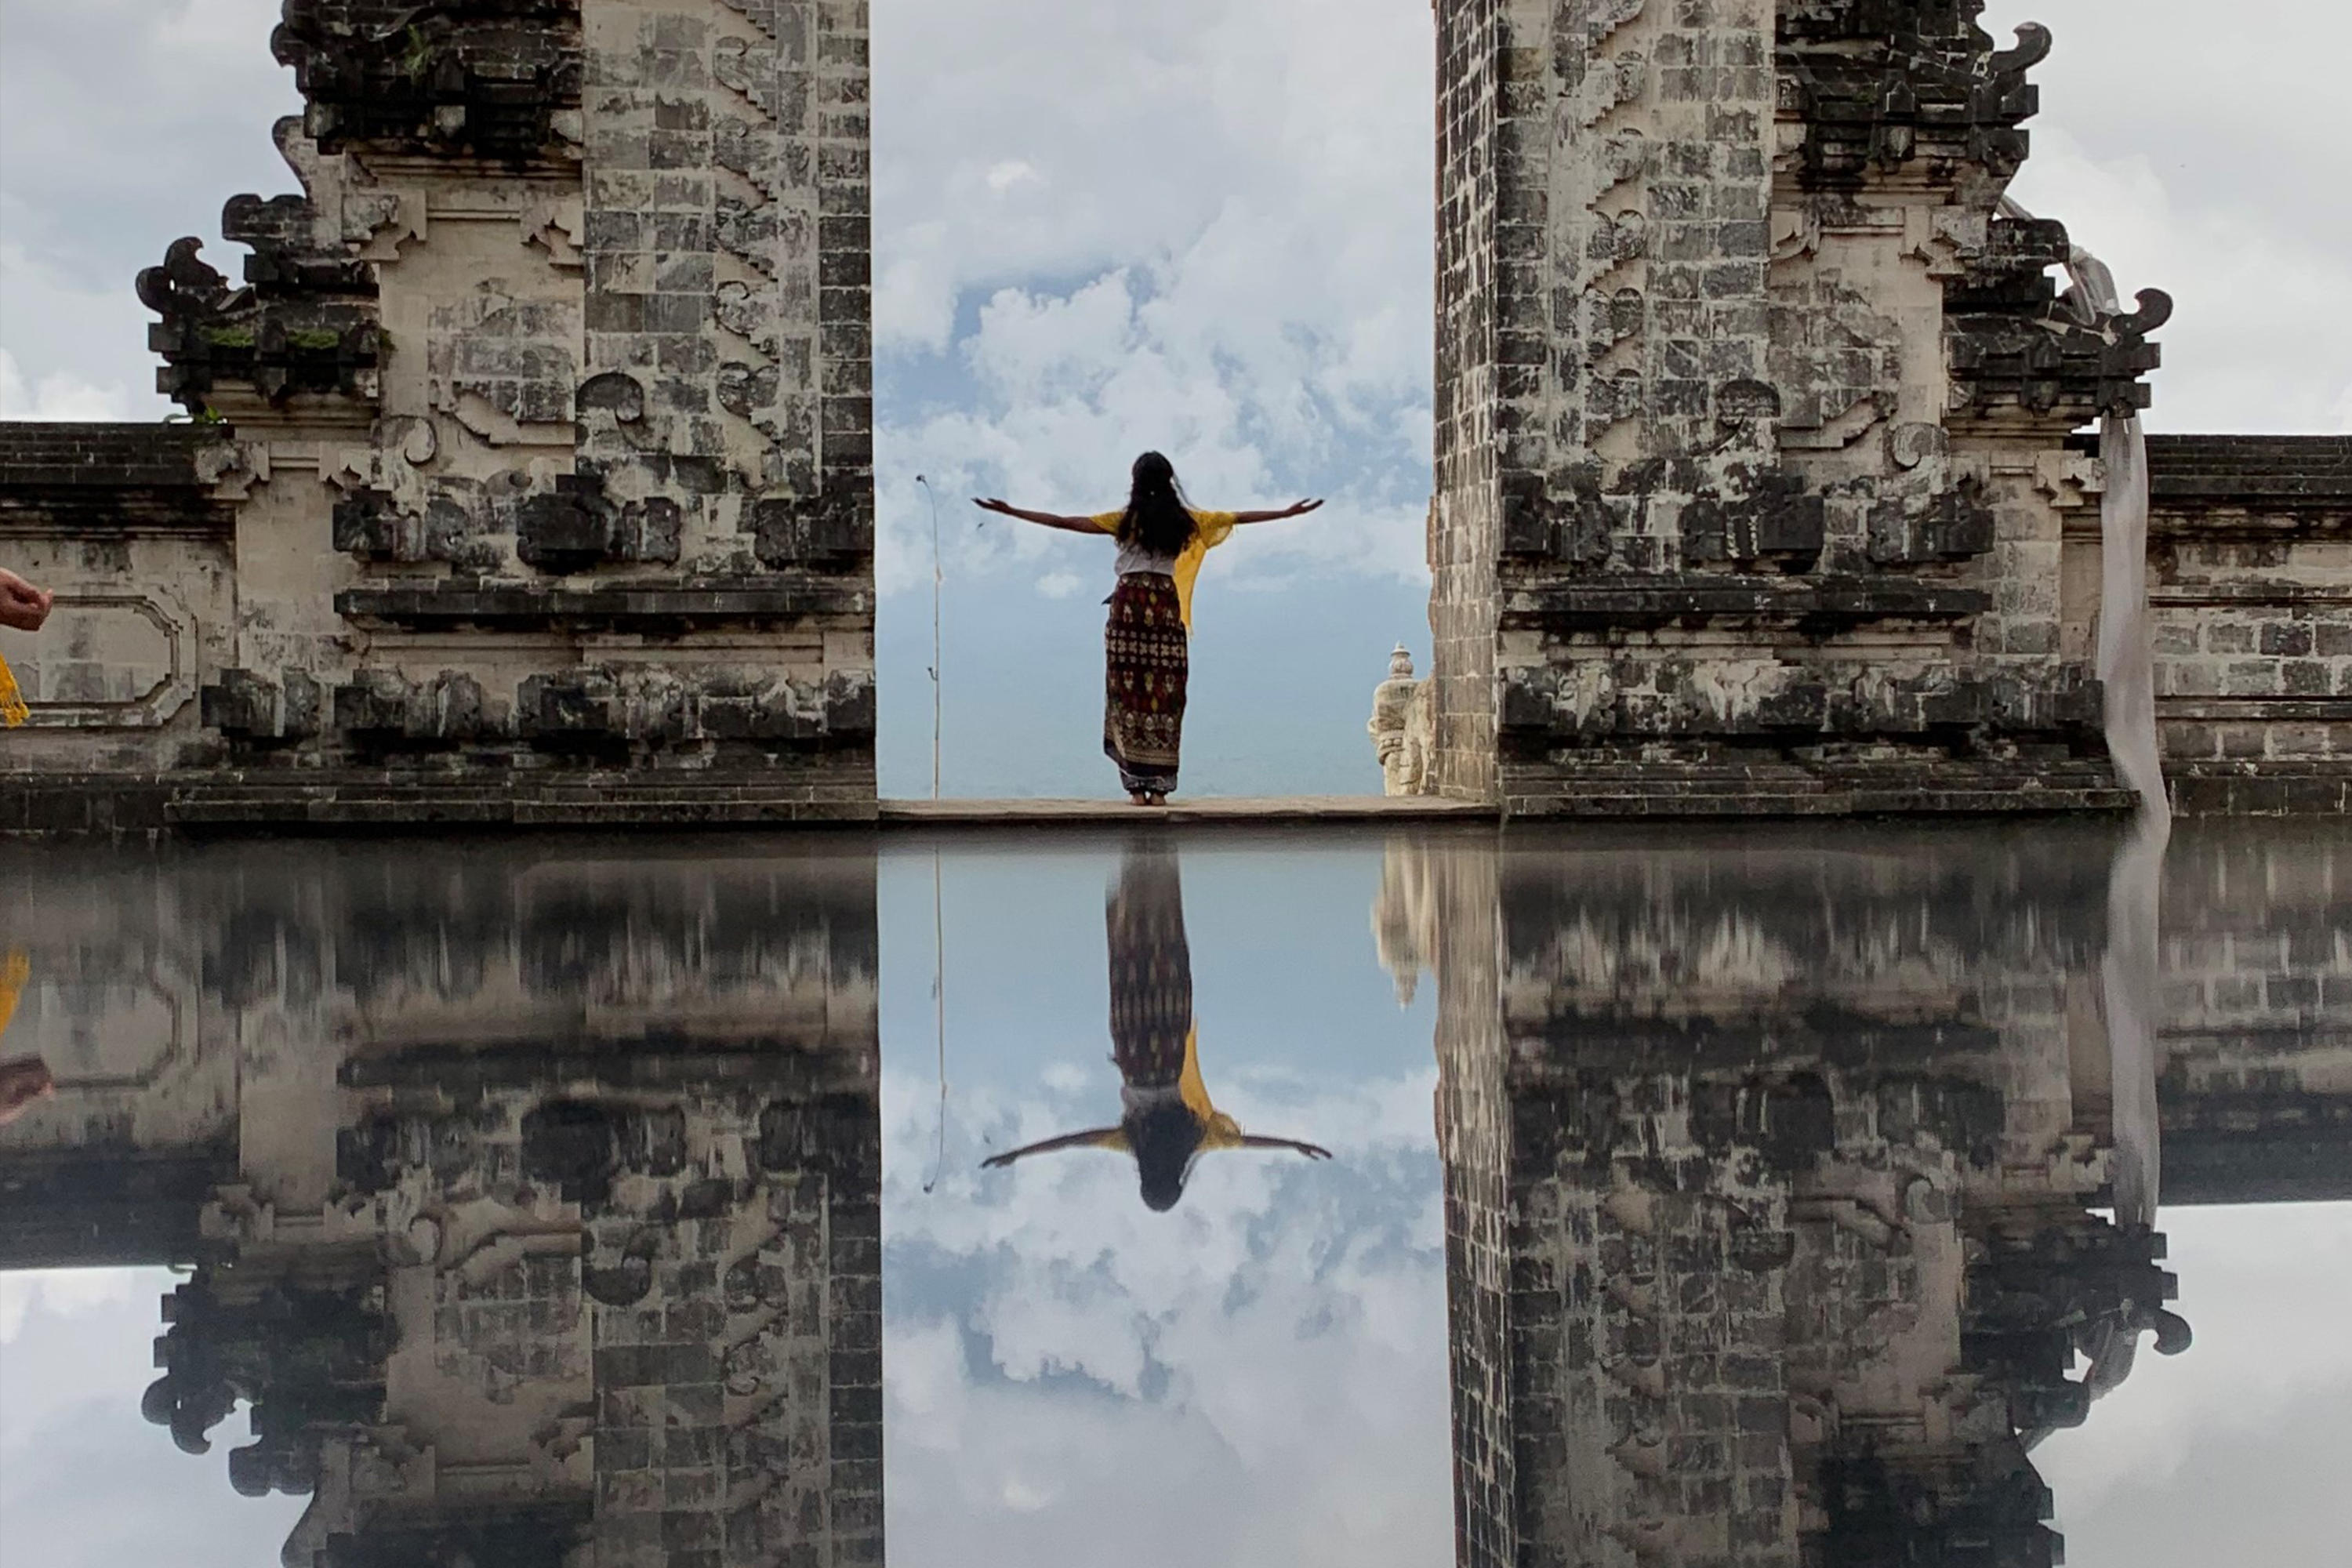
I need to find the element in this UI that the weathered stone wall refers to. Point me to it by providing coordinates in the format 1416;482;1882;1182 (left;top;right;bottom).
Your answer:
1404;843;1515;1568
0;0;875;830
2157;823;2352;1202
0;426;242;807
1427;0;2161;815
1384;827;2184;1564
0;842;883;1566
1429;0;1508;801
2144;435;2352;815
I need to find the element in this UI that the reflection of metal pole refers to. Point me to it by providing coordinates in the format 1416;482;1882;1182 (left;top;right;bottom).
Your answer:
916;474;942;800
923;848;949;1194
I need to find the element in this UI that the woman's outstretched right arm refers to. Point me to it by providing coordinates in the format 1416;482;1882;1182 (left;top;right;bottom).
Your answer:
973;498;1105;535
0;568;53;632
980;1126;1126;1167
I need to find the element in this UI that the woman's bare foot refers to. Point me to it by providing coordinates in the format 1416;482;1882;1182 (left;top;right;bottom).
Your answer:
1146;791;1169;807
1128;791;1153;807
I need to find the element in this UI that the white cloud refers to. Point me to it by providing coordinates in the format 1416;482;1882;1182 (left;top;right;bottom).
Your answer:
2036;1202;2352;1563
0;0;299;423
1984;0;2352;434
2002;127;2352;436
1034;571;1083;600
880;1058;1452;1568
985;161;1044;196
0;346;134;423
0;1266;143;1345
869;0;1437;616
0;1263;309;1568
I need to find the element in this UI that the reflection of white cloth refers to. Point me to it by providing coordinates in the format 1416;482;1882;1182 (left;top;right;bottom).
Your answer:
2063;242;2172;1232
1994;209;2180;1428
2103;813;2166;1229
2015;205;2171;1229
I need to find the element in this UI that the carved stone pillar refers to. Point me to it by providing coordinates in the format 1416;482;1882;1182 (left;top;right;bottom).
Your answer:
0;844;884;1566
1391;829;2187;1564
0;0;876;827
1429;0;2167;815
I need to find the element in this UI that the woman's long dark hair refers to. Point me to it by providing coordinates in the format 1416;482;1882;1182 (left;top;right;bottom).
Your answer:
1127;1101;1208;1212
1118;451;1197;557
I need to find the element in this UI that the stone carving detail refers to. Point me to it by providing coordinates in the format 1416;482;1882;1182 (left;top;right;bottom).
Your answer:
1;848;883;1561
1388;831;2199;1565
1780;5;2049;185
1428;0;2167;814
272;0;586;162
5;0;879;822
1369;644;1436;797
136;234;379;413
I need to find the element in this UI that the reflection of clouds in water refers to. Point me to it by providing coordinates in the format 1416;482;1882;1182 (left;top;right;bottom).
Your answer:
880;1063;1450;1566
0;1266;309;1568
2037;1203;2352;1557
0;1267;143;1347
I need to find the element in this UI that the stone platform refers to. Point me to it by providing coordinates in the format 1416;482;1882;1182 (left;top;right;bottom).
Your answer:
878;796;1494;827
0;768;875;835
0;775;2151;837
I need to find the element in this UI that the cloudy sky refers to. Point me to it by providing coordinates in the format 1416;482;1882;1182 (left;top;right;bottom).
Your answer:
2;0;2347;796
875;840;1452;1564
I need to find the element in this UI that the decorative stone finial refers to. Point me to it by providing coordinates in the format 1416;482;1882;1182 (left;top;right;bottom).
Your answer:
1370;643;1435;797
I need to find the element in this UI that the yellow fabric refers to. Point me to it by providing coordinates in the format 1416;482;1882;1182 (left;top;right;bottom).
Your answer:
1090;509;1239;633
1175;1026;1243;1149
0;652;26;728
0;952;26;1040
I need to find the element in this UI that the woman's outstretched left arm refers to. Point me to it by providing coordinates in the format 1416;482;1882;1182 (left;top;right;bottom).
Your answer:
1229;499;1324;526
1238;1133;1333;1159
972;498;1106;535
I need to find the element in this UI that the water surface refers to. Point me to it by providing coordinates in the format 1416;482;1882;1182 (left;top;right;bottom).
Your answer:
0;823;2344;1564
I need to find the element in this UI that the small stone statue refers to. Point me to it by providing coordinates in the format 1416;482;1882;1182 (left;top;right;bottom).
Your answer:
1370;644;1432;797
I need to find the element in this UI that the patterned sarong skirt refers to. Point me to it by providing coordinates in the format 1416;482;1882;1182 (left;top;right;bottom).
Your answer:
1106;846;1192;1091
1103;573;1188;795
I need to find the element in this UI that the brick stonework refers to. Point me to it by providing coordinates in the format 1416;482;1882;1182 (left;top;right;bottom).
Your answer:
1427;1;2162;815
2158;825;2352;1200
0;844;882;1566
1383;826;2200;1564
0;1;875;829
2143;436;2352;815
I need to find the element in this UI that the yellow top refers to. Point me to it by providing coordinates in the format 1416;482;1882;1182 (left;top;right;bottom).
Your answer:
1085;1025;1243;1152
0;952;27;1039
0;652;26;728
1090;509;1239;633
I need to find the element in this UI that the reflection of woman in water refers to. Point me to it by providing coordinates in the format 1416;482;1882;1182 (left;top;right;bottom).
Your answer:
0;950;56;1127
982;845;1330;1210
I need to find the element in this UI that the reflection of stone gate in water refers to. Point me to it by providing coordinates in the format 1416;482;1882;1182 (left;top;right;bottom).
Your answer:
0;848;882;1566
1375;826;2348;1564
